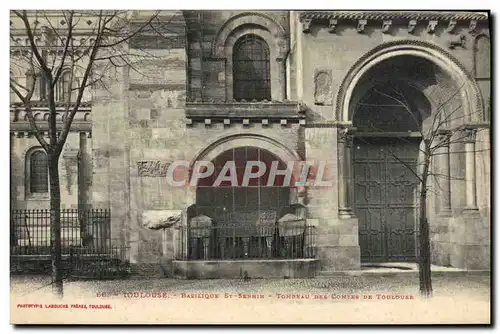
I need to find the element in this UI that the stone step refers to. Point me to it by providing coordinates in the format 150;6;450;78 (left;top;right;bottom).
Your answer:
317;269;489;277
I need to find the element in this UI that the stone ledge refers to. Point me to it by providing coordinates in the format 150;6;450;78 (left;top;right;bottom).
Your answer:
10;121;91;132
185;101;306;120
172;259;318;279
300;11;488;23
318;270;490;278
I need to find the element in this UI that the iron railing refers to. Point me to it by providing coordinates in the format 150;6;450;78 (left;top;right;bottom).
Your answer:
10;209;132;279
10;209;111;256
68;244;131;279
177;223;316;260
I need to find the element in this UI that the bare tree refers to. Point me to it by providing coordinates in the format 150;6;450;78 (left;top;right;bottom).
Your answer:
354;82;487;298
10;9;171;297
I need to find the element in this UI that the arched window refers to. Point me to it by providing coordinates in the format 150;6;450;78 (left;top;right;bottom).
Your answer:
56;70;71;101
29;150;49;193
233;34;271;101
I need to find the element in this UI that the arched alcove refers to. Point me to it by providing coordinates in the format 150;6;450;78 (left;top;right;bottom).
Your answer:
474;35;491;79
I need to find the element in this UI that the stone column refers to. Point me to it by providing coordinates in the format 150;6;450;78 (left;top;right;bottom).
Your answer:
305;124;360;272
449;126;488;270
436;130;452;217
462;128;478;212
337;126;355;218
276;58;286;101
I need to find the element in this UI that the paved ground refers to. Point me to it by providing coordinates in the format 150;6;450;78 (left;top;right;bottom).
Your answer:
10;273;490;299
10;273;491;324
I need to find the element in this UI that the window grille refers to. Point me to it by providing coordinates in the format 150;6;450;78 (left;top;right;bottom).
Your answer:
29;150;49;193
233;34;271;101
56;71;71;101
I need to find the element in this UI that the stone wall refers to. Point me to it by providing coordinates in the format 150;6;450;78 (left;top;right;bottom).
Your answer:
297;13;490;270
186;11;290;102
300;18;490;122
10;132;84;210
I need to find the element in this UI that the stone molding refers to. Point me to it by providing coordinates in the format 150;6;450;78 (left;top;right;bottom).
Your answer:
300;11;488;22
11;106;91;122
185;101;306;122
300;11;487;35
10;103;92;133
189;133;301;173
212;12;288;59
10;122;92;133
335;39;485;123
211;12;288;102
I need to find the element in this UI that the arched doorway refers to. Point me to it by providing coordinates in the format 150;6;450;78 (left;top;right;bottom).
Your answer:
350;55;460;262
192;146;304;260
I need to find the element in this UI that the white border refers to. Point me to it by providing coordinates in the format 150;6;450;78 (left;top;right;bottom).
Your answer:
3;2;497;332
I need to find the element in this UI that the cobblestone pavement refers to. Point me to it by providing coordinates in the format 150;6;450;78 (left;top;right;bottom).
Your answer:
11;273;490;300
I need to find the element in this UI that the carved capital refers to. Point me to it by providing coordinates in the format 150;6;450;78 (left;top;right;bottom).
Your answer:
357;20;367;33
328;18;338;33
382;20;392;34
302;19;312;34
446;20;457;34
436;130;452;146
408;20;418;34
461;128;477;143
344;133;354;148
469;20;478;34
137;160;171;177
338;126;355;147
427;20;438;34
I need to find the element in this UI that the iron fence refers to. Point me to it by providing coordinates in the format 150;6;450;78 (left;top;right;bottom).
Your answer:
10;209;111;256
10;209;132;279
177;223;316;260
68;244;131;279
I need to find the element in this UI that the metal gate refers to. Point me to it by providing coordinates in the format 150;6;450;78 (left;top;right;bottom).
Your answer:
353;137;420;262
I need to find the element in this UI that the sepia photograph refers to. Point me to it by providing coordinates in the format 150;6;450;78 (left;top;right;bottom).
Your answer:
8;6;492;325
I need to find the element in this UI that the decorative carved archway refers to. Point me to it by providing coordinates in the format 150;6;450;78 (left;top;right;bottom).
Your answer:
335;40;485;123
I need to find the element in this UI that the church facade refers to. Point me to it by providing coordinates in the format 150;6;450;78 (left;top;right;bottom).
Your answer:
10;10;491;278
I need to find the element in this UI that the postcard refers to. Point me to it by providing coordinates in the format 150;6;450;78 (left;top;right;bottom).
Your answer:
9;9;491;325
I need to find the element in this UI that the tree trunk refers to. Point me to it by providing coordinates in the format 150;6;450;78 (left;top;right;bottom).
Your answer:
418;155;433;298
48;154;63;298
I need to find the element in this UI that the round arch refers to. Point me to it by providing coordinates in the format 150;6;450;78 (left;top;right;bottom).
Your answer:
223;27;281;101
335;40;484;123
189;134;301;174
212;12;288;60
